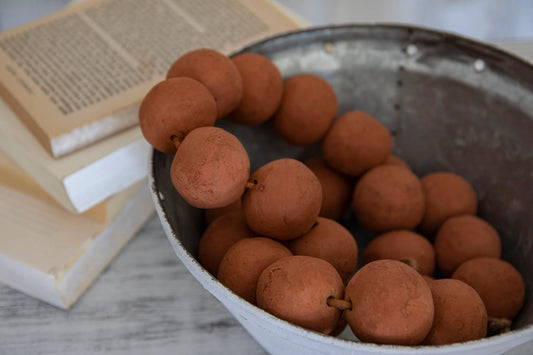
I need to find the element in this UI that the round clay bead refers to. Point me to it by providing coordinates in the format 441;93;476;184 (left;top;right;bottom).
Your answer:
305;157;353;220
217;237;292;305
363;230;435;275
452;257;525;319
204;198;242;225
171;126;250;209
419;172;477;236
166;48;242;119
256;255;344;334
273;73;337;145
344;259;434;345
382;154;410;170
422;275;435;284
242;158;322;240
139;77;216;154
198;211;256;276
287;217;358;283
352;165;425;233
422;279;487;345
322;111;391;177
228;52;283;125
330;314;348;337
435;215;501;276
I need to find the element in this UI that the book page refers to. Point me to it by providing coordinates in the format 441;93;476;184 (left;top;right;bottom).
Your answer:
0;149;147;223
0;184;101;274
0;0;299;157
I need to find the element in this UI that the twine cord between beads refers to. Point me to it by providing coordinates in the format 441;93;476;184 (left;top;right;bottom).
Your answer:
487;317;512;336
327;296;352;311
171;135;181;150
245;179;258;190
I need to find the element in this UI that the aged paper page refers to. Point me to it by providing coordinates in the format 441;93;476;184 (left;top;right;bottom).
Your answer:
0;0;299;157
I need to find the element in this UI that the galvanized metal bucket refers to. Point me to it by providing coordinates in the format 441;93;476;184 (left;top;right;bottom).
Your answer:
150;24;533;354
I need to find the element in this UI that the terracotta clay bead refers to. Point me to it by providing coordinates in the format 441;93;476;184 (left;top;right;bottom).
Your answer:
422;275;435;285
228;52;283;125
287;217;358;283
322;111;391;177
273;73;338;145
305;157;353;220
352;165;425;233
435;215;501;276
419;172;477;236
166;48;243;119
422;279;487;345
171;126;250;209
330;314;348;337
256;255;345;334
382;154;410;170
139;77;217;154
204;198;242;225
344;259;434;345
242;158;322;240
198;211;256;276
363;230;435;275
217;237;292;305
452;257;525;320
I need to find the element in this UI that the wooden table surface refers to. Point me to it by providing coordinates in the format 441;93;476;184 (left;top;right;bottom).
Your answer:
1;1;532;354
0;214;266;354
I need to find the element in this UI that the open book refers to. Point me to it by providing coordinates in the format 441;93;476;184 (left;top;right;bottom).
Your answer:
0;179;153;309
0;0;301;158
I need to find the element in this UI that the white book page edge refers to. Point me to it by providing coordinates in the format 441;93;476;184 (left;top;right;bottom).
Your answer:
0;183;154;309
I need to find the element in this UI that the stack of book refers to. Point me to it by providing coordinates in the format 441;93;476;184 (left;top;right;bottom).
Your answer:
0;0;302;308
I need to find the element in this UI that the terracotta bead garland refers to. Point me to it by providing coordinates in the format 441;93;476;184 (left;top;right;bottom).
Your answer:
382;154;411;170
139;47;526;348
139;77;216;154
422;279;487;345
198;211;256;276
170;126;250;209
322;111;391;177
304;157;353;221
140;50;251;210
204;198;242;225
363;229;435;276
435;215;501;276
286;217;358;283
256;255;345;334
217;237;292;305
166;48;243;119
422;275;435;284
352;165;425;233
228;52;284;125
419;171;478;236
344;260;435;345
273;73;338;145
452;257;525;321
242;158;322;241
